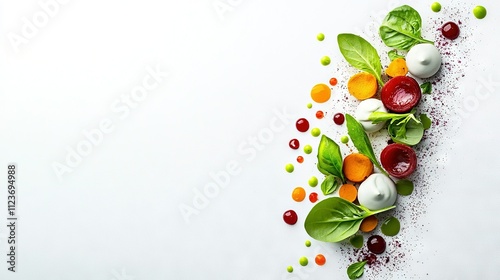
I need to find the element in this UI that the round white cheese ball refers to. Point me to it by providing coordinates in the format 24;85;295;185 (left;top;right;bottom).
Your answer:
406;43;442;78
357;173;397;210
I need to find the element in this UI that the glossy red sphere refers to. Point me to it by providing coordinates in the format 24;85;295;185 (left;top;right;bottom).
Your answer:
283;210;298;225
442;22;460;40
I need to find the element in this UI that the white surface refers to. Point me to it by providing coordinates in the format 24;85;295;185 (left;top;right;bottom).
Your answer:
0;0;499;279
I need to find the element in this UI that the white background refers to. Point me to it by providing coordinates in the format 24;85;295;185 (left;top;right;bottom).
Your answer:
0;0;499;279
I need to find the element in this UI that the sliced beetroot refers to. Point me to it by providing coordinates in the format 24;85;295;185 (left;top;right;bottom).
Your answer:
381;76;421;113
380;143;417;178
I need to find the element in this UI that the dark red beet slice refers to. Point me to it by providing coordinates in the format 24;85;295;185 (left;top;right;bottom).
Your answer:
380;143;417;178
381;76;421;113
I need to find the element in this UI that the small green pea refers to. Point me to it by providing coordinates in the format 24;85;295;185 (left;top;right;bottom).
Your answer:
305;240;312;247
473;5;487;19
287;266;293;273
431;2;441;12
299;256;308;266
285;163;294;173
303;145;313;154
308;176;318;187
306;103;313;109
311;128;321;137
316;33;325;41
320;56;330;66
340;135;349;144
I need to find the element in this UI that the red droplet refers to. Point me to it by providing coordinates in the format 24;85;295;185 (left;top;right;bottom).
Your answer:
297;156;304;163
283;210;298;225
296;118;310;132
329;78;338;86
316;110;324;119
309;192;318;203
441;22;460;40
367;235;386;254
289;139;300;149
333;113;345;125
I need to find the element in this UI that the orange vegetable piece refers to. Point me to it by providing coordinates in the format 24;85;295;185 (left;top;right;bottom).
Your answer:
339;184;357;203
310;84;331;103
342;153;374;183
347;72;378;100
386;58;408;77
360;215;379;232
292;187;306;202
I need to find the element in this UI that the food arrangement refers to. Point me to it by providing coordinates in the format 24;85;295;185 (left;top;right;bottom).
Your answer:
281;3;486;279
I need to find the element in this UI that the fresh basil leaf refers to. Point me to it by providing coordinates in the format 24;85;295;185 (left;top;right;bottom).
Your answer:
420;82;432;94
305;197;395;242
388;118;424;145
347;261;367;279
337;33;383;86
346;114;387;176
379;5;433;51
388;49;405;61
317;135;345;181
420;114;432;129
321;175;340;195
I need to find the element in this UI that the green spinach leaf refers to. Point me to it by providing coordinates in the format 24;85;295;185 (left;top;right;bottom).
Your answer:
346;114;387;176
317;135;345;181
379;5;433;50
420;113;432;129
388;49;405;61
321;175;341;196
420;82;432;94
305;197;395;242
347;261;367;279
337;33;383;86
388;117;424;146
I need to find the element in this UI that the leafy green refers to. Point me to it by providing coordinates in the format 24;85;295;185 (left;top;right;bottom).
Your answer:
368;111;425;146
317;135;345;181
304;197;395;242
337;33;383;86
349;235;364;249
379;5;433;51
388;49;405;61
321;175;341;196
345;114;387;176
347;261;367;279
388;117;424;146
420;114;432;129
396;179;414;196
420;82;432;94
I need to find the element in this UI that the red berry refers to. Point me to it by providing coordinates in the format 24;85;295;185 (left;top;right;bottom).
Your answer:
289;139;300;150
309;192;318;203
442;22;460;40
333;113;345;125
367;235;386;254
296;118;310;132
283;210;298;225
381;76;421;113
